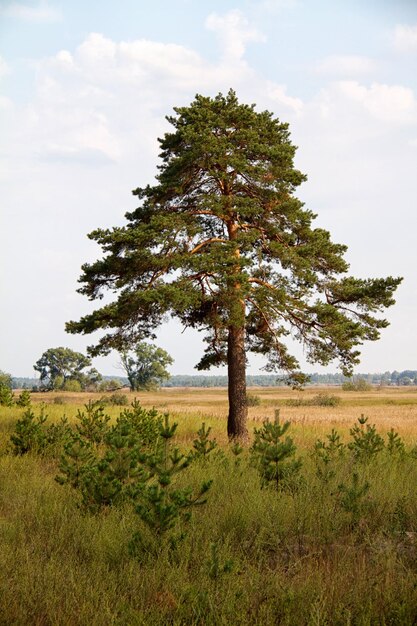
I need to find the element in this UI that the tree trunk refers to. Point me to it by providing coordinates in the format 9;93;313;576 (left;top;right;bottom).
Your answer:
227;325;249;442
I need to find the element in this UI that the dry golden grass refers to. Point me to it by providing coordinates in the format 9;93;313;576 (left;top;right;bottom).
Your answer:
26;385;417;447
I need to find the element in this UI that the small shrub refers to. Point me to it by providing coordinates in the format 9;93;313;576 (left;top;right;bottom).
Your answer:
53;396;66;405
75;401;111;446
348;415;384;462
190;422;217;460
313;428;345;482
246;393;261;407
285;393;340;407
0;384;14;407
132;414;212;541
99;379;123;392
390;496;412;535
207;542;233;580
250;410;302;490
100;391;129;406
10;406;48;454
285;397;305;407
10;406;72;456
117;399;163;449
310;393;341;407
63;379;82;392
16;389;31;407
44;416;73;452
336;472;370;528
342;378;372;391
56;400;166;512
386;428;406;456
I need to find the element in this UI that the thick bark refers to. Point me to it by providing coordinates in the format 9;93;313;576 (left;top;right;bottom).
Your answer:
227;325;249;441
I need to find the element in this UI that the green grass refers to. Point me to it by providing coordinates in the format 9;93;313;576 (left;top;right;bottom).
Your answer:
2;397;417;624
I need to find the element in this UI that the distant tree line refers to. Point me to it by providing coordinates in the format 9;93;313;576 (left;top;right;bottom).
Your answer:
161;371;417;387
8;369;417;390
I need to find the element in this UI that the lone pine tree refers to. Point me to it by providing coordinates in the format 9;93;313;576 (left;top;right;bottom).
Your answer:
66;90;401;441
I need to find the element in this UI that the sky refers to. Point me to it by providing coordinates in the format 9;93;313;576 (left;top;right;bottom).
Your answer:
1;0;416;378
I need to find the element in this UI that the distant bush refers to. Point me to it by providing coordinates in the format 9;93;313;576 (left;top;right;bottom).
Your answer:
246;393;261;407
286;393;341;407
53;396;66;405
285;398;305;407
98;379;124;392
310;393;341;407
62;379;82;392
100;392;129;406
342;378;372;391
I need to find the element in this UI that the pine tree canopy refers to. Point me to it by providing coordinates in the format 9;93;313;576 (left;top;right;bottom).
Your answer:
66;89;401;395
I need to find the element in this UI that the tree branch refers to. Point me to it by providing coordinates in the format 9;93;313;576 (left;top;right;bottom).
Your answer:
190;237;228;254
248;277;277;291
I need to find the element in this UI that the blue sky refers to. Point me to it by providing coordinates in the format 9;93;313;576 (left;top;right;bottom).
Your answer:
1;0;416;377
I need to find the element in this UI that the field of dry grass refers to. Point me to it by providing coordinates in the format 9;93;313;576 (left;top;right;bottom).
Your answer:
26;385;417;447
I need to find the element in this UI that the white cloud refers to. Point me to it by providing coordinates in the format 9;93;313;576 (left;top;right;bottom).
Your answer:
0;96;13;109
393;24;417;52
2;28;263;171
0;56;11;77
55;50;74;66
1;1;62;23
266;82;304;114
316;55;375;76
336;80;417;123
205;10;265;61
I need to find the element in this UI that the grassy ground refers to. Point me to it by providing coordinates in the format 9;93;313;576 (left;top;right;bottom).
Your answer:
1;386;417;624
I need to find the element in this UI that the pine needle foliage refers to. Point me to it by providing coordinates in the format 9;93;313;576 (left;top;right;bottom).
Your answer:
190;422;218;460
10;406;48;454
348;415;385;462
134;415;212;536
313;428;345;482
56;400;163;511
0;384;14;407
66;90;402;439
16;389;31;408
336;472;371;528
74;400;111;446
250;410;302;490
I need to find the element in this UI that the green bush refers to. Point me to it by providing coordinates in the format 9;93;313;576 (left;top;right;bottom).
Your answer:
250;410;302;490
190;422;218;460
0;384;14;407
342;378;372;391
246;394;261;407
286;393;341;407
101;392;129;406
9;407;72;456
310;393;341;407
56;400;165;512
16;389;31;407
132;414;212;544
313;428;345;481
348;415;385;462
10;407;48;454
63;379;82;392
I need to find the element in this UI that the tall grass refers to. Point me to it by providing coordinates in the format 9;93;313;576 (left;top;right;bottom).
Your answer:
1;391;417;624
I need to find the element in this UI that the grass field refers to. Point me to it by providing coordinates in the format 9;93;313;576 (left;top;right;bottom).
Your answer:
1;386;417;624
24;384;417;444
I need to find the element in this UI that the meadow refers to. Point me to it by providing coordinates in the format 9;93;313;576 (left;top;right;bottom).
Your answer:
1;386;417;625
